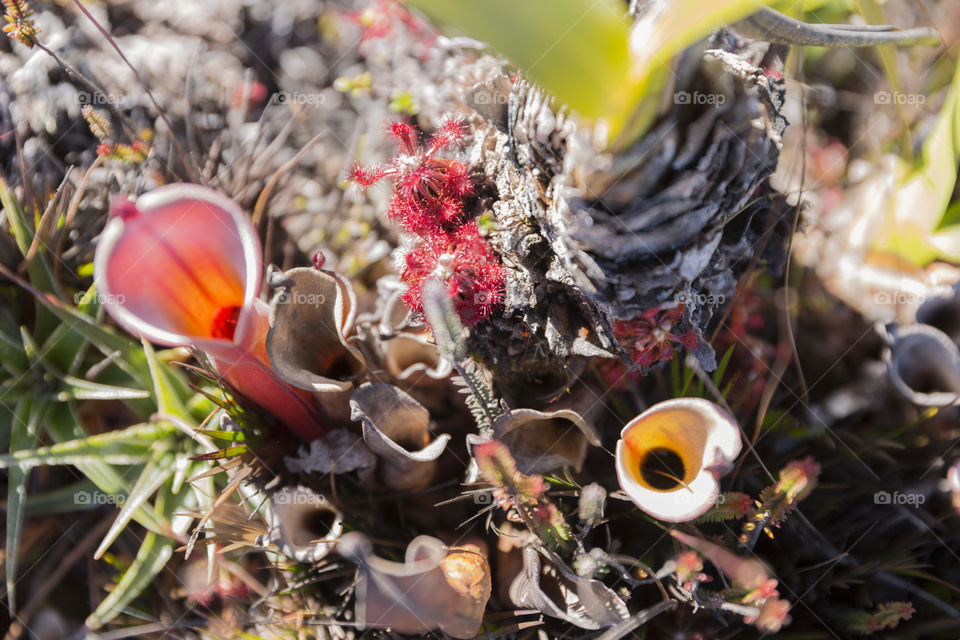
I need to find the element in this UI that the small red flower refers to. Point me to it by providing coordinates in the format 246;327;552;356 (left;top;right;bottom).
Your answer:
345;0;436;55
614;304;699;367
401;223;504;326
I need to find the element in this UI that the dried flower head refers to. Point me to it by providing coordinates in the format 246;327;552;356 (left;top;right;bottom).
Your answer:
847;601;915;633
740;457;820;549
2;0;38;47
745;597;792;633
473;440;572;548
614;304;699;368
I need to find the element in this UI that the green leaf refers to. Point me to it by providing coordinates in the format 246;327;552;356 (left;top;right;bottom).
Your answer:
936;199;960;231
0;323;27;375
142;339;191;418
57;376;151;401
190;445;249;461
86;480;197;628
5;397;47;611
24;478;101;515
85;531;174;629
94;452;176;559
876;57;960;264
0;178;62;338
196;429;246;442
40;402;169;536
409;0;637;127
0;422;173;469
713;344;736;387
27;289;151;385
409;0;780;145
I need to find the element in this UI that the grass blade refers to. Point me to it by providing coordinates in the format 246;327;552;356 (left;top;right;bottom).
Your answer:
94;453;176;559
5;397;47;612
84;531;174;629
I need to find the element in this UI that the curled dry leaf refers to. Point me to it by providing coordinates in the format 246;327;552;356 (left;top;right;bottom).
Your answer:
379;288;453;385
266;266;366;422
349;382;451;492
884;323;960;407
338;531;491;639
486;407;601;474
916;283;960;348
508;544;629;630
262;486;343;564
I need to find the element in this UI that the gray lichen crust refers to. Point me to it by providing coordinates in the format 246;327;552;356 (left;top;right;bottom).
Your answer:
458;32;793;379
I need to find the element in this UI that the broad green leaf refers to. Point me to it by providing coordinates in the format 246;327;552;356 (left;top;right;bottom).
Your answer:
5;397;47;611
876;59;960;264
409;0;638;129
85;531;174;629
409;0;779;144
94;453;176;559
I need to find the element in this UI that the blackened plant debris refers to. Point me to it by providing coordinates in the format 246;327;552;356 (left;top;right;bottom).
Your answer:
462;32;794;377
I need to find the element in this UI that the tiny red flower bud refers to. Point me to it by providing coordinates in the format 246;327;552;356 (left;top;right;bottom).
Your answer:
312;251;326;270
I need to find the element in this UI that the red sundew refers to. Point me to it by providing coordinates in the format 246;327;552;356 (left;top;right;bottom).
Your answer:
614;304;699;368
348;117;473;233
400;223;504;326
387;118;419;153
346;0;437;58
